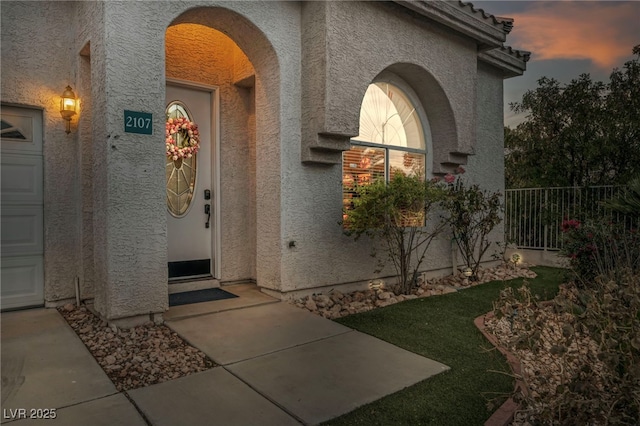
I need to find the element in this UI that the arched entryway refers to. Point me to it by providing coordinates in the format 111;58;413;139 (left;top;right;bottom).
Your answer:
164;8;281;293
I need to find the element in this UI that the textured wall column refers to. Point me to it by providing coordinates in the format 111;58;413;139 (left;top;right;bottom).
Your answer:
0;1;83;304
91;2;167;322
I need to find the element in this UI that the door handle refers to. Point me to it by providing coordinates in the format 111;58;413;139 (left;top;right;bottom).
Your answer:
204;204;211;228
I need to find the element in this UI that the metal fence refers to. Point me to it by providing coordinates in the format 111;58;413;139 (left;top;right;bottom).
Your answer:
505;186;638;250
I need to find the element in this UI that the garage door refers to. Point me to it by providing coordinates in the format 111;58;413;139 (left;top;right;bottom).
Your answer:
1;106;44;310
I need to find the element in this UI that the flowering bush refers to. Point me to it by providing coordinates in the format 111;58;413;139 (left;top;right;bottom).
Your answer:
559;219;596;282
561;219;640;285
166;117;200;161
440;171;503;280
342;172;447;294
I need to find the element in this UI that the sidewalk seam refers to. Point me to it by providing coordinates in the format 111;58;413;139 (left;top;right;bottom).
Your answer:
220;329;354;367
122;391;153;426
165;299;280;322
222;367;306;426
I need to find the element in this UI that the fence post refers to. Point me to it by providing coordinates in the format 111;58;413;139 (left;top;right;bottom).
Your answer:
543;188;549;252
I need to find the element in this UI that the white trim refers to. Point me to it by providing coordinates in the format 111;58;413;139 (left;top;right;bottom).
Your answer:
212;88;221;279
373;71;434;178
1;106;44;310
166;78;221;279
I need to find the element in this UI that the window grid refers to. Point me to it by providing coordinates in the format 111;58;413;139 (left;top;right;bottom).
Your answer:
342;80;428;227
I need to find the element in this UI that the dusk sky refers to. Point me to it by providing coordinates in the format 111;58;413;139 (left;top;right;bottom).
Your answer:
472;1;640;127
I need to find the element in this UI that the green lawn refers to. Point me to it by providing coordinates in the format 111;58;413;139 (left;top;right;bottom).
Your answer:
325;266;565;426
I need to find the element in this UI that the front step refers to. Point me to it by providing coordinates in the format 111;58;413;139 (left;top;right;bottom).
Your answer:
168;279;220;295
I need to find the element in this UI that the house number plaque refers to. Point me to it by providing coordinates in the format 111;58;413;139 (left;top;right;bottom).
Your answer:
124;110;153;135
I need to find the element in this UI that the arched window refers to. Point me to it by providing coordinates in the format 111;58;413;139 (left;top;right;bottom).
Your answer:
342;78;431;216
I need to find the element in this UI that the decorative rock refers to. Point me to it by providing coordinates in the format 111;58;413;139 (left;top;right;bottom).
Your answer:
378;291;393;300
57;305;215;392
305;298;317;312
291;264;537;320
353;292;366;302
315;294;333;308
63;303;75;312
330;290;344;302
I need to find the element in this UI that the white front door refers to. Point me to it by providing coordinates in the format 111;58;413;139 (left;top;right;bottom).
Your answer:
166;82;216;281
1;106;44;310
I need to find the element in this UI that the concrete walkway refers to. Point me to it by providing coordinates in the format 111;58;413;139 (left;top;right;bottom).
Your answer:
1;286;448;425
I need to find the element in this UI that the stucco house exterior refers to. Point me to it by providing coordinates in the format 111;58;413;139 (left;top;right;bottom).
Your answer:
1;1;528;326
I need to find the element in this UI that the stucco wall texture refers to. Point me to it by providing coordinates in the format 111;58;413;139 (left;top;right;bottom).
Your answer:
165;24;257;282
1;1;82;303
1;1;525;323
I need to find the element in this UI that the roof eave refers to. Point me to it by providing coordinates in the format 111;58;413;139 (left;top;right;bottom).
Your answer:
393;0;507;49
479;47;530;78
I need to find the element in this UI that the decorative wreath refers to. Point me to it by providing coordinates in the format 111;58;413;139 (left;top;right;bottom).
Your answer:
165;116;200;161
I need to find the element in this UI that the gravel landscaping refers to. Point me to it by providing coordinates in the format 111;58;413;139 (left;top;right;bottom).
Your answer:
293;264;537;319
58;305;215;391
483;284;606;425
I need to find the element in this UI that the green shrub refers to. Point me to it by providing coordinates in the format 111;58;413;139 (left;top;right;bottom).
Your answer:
441;175;503;281
492;276;640;425
560;219;640;285
567;272;640;425
342;172;447;294
604;175;640;218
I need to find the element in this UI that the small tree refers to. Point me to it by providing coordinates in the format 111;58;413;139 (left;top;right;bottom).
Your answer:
505;45;640;189
342;172;447;294
441;176;503;280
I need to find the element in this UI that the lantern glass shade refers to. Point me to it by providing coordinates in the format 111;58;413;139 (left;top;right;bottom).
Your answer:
60;86;77;120
60;86;77;134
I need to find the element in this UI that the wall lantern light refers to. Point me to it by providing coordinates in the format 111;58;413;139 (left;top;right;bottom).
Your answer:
60;85;77;134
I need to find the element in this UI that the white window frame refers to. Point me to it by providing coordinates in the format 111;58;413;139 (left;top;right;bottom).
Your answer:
347;72;433;182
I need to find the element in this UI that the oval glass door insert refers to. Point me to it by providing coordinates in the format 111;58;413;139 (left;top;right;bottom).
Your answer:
166;101;198;217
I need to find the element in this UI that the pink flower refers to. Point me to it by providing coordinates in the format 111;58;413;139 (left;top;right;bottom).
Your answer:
444;174;455;184
165;117;201;160
561;219;581;233
455;166;466;175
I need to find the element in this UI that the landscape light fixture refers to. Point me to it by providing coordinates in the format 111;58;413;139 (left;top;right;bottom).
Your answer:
368;279;385;291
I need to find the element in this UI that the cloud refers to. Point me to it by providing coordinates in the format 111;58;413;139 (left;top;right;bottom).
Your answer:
507;1;639;69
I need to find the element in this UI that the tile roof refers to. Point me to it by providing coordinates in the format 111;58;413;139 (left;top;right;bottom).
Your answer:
501;45;531;63
458;1;514;34
458;1;530;64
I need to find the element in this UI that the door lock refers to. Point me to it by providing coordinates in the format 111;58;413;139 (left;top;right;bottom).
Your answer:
204;204;211;228
204;189;211;200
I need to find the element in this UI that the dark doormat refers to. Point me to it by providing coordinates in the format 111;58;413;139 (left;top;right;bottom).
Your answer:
169;288;238;307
